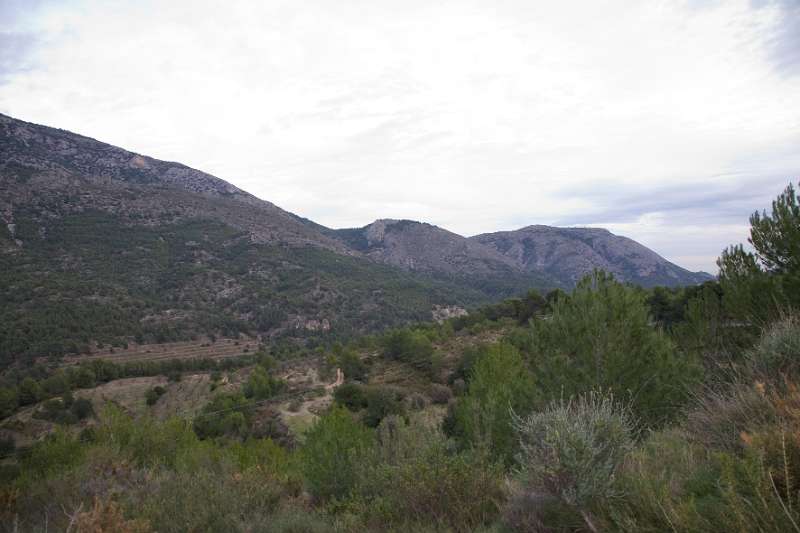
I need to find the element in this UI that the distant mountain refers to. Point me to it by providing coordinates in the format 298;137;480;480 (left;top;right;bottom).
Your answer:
329;219;560;295
330;219;711;290
0;112;711;367
472;225;713;287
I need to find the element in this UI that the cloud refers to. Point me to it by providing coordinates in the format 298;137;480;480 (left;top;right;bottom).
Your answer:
752;0;800;77
0;0;798;273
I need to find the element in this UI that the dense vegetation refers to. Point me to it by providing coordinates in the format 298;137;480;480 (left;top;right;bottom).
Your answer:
0;210;500;370
2;182;800;532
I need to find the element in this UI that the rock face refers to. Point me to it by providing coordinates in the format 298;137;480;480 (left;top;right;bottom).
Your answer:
472;225;713;287
432;305;468;324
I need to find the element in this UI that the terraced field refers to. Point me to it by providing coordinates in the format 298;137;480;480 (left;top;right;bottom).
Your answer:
59;336;259;366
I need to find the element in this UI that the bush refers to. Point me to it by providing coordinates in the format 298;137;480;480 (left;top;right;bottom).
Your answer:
405;392;428;411
383;329;436;371
607;429;800;532
451;343;537;464
18;377;42;405
71;397;94;420
334;383;367;411
746;316;800;381
243;366;285;400
356;417;505;531
0;386;17;418
339;349;367;382
301;406;373;501
193;393;253;439
685;381;776;453
363;386;405;428
520;271;701;427
513;392;635;532
74;498;151;533
427;384;452;405
146;386;167;406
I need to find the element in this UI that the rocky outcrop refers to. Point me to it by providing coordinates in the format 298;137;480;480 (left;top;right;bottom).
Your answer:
432;305;468;323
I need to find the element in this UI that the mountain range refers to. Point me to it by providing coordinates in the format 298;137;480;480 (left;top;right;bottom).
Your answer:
0;112;711;367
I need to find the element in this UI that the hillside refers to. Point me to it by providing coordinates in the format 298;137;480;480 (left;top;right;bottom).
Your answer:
0;114;495;369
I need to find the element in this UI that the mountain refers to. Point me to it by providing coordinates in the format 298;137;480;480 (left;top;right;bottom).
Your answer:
0;112;711;368
472;225;713;287
328;219;560;294
329;219;711;289
0;113;495;368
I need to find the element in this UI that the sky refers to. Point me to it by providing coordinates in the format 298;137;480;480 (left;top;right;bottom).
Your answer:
1;0;799;273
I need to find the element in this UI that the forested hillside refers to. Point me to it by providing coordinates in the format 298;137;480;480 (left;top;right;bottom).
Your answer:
1;181;798;532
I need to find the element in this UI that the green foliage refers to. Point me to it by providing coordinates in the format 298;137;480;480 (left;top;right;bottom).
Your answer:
0;386;18;418
193;393;253;439
715;182;800;331
745;316;800;381
355;417;505;531
0;211;502;370
146;386;166;406
750;182;800;275
301;406;373;501
520;271;701;426
363;386;405;428
20;429;85;480
71;397;94;420
383;328;436;372
18;377;43;405
513;392;635;531
338;348;367;382
452;343;537;464
333;383;368;411
243;365;285;400
451;289;550;331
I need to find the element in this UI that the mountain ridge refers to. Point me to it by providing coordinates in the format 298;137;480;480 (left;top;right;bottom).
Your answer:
0;112;711;367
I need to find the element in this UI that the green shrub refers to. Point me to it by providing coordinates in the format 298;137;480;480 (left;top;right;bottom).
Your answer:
452;343;537;464
0;386;17;418
356;417;504;531
363;386;405;428
607;429;800;532
746;316;800;381
20;429;85;480
193;393;253;439
520;271;701;427
301;406;373;501
145;385;167;406
339;349;367;382
243;365;285;400
333;383;367;411
383;329;436;371
18;377;42;405
71;397;94;420
512;391;635;532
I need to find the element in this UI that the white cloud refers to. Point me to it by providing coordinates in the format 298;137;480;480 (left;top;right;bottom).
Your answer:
1;0;798;272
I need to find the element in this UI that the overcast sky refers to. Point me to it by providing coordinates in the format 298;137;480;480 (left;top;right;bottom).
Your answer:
1;0;799;272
